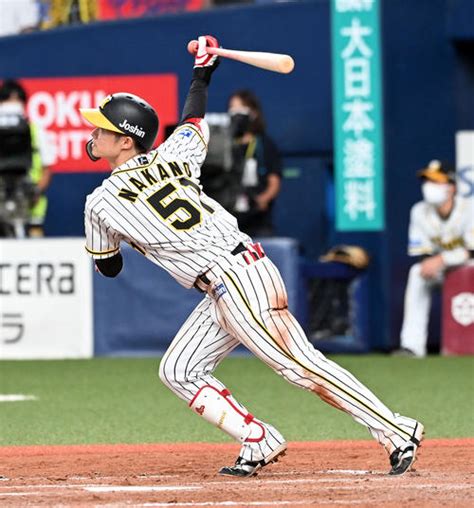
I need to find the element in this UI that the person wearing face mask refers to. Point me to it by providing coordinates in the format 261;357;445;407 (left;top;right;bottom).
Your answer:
0;80;54;237
228;90;282;237
395;160;474;357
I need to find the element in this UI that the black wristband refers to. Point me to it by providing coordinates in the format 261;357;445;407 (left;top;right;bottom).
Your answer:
192;57;220;84
180;77;208;122
192;67;213;84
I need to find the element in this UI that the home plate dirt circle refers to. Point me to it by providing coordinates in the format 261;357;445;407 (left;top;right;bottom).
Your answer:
1;439;473;507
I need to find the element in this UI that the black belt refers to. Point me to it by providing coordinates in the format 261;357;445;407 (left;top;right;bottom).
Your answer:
194;243;246;292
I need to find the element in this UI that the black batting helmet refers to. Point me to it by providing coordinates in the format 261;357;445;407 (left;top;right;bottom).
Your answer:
80;93;159;151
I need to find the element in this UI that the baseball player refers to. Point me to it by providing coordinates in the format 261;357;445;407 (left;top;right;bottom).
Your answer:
397;160;474;357
80;35;424;477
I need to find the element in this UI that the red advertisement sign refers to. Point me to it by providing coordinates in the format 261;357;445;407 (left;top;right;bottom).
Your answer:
21;75;178;173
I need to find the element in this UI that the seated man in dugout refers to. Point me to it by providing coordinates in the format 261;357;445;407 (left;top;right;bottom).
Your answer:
396;160;474;357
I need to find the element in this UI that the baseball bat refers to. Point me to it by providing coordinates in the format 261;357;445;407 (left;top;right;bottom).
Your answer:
187;40;295;74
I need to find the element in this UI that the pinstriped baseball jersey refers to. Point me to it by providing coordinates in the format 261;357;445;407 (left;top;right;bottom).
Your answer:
84;120;250;288
408;197;474;256
84;102;423;474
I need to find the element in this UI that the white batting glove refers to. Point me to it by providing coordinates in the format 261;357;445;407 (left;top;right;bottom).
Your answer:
193;35;219;69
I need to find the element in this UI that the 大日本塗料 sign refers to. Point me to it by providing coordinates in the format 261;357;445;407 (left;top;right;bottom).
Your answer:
331;0;385;231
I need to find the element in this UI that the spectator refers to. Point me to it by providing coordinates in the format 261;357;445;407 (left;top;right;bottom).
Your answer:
395;160;474;357
0;0;40;37
228;90;281;237
40;0;97;30
0;80;54;237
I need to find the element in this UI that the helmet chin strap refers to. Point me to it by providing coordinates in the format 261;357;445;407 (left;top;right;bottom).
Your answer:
85;139;101;162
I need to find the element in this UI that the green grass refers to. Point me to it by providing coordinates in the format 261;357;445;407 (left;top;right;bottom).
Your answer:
0;355;473;446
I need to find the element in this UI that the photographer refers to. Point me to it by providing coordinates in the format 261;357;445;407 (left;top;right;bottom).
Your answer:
228;90;282;237
0;80;53;237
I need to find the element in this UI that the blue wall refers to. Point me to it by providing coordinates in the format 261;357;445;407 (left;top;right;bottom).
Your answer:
382;0;457;349
1;0;472;350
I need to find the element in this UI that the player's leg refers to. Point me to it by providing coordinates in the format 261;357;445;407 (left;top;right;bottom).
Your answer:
158;296;287;476
400;262;438;357
213;256;423;475
159;296;237;403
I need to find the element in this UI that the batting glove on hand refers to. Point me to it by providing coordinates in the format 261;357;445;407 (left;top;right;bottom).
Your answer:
193;35;220;83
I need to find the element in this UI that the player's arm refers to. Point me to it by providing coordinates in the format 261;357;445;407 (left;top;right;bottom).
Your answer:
180;35;220;127
425;242;471;278
84;197;123;278
158;35;220;171
407;204;434;259
406;204;443;277
437;202;474;267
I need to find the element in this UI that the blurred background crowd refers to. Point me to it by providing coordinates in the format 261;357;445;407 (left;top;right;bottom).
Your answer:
0;0;260;37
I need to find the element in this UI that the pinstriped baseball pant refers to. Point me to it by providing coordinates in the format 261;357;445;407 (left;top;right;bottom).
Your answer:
159;253;418;455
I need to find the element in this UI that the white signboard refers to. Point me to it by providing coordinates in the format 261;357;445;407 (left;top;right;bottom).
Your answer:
455;131;474;201
0;238;93;359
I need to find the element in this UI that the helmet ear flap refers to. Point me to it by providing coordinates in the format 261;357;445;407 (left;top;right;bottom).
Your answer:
85;139;100;162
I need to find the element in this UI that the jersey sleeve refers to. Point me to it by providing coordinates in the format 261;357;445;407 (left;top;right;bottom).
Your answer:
84;197;121;259
160;119;209;170
407;204;434;256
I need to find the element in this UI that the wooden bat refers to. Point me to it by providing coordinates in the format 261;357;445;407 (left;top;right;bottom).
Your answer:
187;40;295;74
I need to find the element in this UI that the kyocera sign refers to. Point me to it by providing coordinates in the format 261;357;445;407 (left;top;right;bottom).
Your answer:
21;75;178;172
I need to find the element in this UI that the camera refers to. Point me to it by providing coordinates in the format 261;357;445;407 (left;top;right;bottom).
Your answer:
0;112;36;237
199;112;237;211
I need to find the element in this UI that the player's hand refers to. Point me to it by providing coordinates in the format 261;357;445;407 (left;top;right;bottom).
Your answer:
193;35;219;68
420;254;444;279
193;35;220;83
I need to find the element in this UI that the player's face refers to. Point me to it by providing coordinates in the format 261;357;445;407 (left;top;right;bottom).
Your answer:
90;128;123;159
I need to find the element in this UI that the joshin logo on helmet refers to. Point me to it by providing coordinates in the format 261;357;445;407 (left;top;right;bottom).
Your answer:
119;119;146;138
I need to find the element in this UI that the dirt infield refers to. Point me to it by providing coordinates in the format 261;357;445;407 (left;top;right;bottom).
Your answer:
1;439;473;507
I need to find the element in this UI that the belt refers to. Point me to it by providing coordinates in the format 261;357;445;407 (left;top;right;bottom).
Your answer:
194;242;264;293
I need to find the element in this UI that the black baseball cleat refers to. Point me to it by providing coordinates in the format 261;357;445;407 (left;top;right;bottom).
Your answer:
389;422;425;476
389;444;416;475
219;443;287;478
